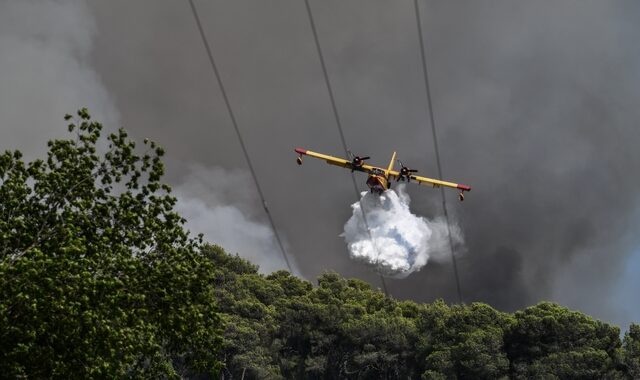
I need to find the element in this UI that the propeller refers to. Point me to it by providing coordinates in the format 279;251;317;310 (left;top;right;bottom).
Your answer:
396;159;418;182
352;155;370;166
348;151;370;172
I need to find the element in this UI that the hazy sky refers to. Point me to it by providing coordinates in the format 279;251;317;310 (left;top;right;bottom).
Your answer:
1;0;639;330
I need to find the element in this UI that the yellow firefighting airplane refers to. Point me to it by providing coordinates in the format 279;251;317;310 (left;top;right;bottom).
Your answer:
295;148;471;201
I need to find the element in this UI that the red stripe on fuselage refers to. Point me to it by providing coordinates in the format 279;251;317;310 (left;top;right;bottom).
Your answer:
457;184;471;191
294;148;307;155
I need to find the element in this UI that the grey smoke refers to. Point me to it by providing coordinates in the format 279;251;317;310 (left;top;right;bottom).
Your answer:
173;165;297;274
0;0;118;158
88;0;640;330
2;0;639;330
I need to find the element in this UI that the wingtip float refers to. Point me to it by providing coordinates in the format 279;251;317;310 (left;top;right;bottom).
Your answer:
294;147;471;201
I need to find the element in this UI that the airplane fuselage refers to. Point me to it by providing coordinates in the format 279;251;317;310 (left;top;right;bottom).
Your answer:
366;174;388;194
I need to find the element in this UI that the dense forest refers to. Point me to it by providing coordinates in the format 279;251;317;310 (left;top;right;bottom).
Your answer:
1;110;639;379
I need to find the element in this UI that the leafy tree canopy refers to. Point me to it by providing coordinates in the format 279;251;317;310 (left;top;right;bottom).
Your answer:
0;109;222;378
210;247;634;380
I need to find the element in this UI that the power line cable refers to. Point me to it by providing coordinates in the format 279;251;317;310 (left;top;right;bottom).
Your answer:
188;0;293;272
414;0;463;303
304;0;388;296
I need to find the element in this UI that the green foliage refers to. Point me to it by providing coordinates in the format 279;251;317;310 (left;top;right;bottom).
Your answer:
270;272;420;379
505;302;623;379
0;110;222;378
209;253;637;380
419;302;512;379
623;324;640;378
204;245;284;379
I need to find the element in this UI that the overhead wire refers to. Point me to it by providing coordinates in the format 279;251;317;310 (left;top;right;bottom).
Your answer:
188;0;294;273
413;0;463;303
303;0;389;296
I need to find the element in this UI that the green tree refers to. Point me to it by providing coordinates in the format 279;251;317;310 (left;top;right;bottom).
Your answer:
0;109;222;378
272;272;419;379
207;243;635;380
204;244;287;379
504;302;623;379
418;301;512;380
623;323;640;378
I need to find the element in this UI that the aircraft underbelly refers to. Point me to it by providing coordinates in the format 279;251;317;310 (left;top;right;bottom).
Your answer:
366;175;386;191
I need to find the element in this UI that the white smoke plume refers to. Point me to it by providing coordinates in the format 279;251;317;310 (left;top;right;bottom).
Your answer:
342;185;462;278
173;164;298;275
0;0;118;158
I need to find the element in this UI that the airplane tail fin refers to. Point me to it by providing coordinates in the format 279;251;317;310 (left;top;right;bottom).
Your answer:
385;151;396;178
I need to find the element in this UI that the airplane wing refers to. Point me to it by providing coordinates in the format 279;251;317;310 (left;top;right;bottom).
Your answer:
296;147;471;199
294;148;386;174
387;169;472;192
